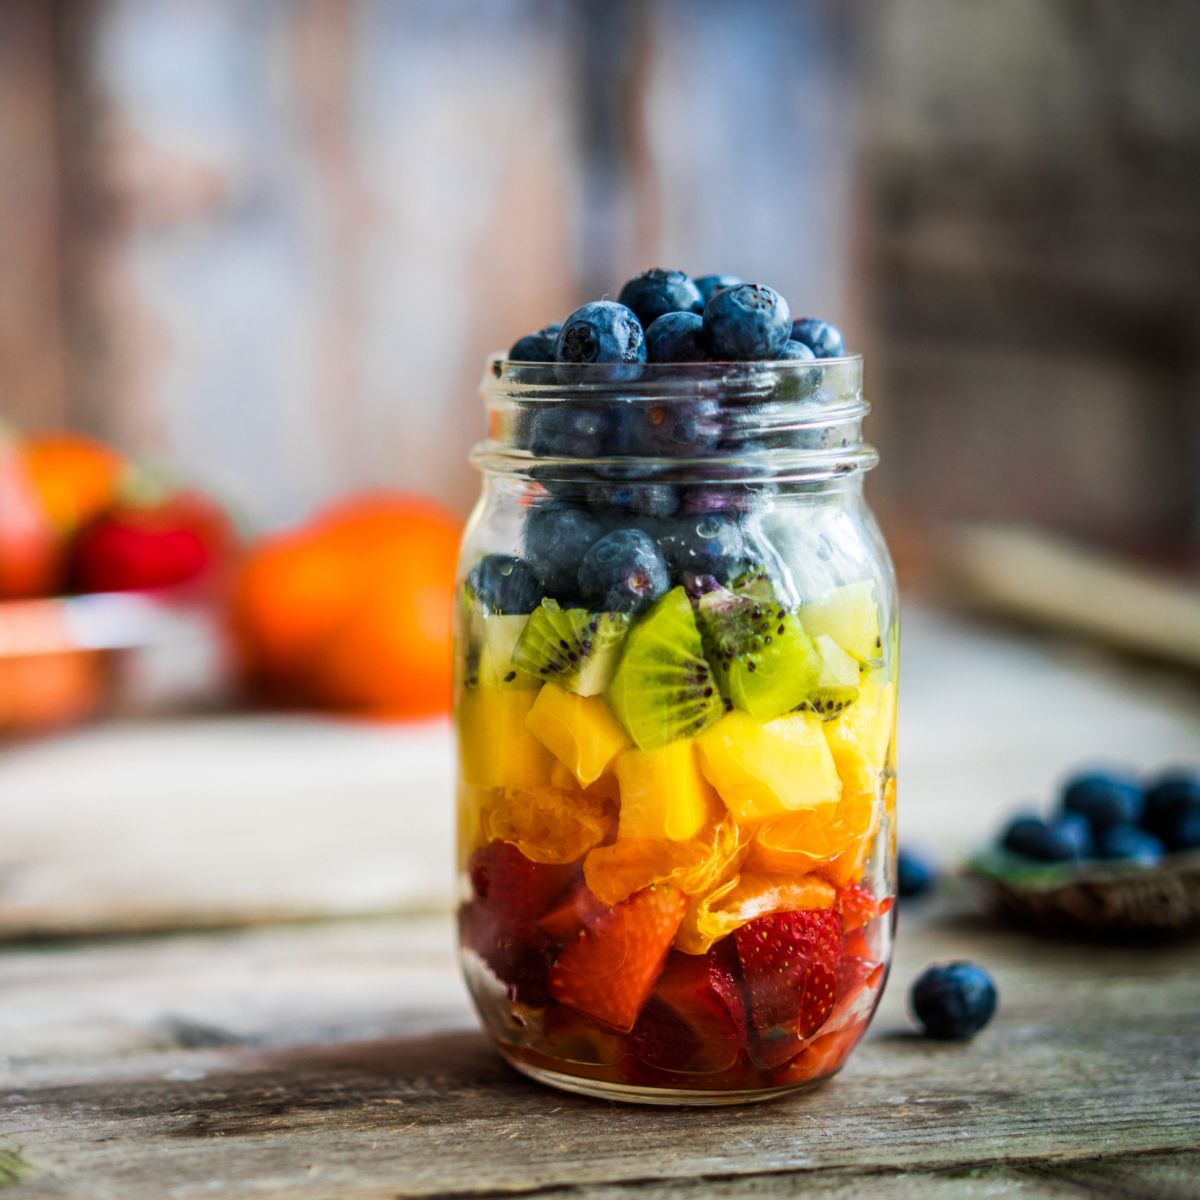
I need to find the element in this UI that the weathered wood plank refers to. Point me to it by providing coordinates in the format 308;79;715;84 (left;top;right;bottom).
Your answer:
1;899;1197;1199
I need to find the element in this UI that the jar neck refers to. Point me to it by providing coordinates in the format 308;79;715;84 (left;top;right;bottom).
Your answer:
472;356;877;486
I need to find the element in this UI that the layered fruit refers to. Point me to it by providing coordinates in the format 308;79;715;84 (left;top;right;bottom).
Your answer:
456;566;895;1093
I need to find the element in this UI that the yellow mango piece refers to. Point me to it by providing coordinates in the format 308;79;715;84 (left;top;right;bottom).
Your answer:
525;682;630;788
825;678;895;780
696;709;842;825
615;739;723;842
584;812;745;906
458;684;553;789
675;870;836;955
480;784;614;865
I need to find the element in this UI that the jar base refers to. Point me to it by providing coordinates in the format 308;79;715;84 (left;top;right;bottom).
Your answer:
502;1050;832;1107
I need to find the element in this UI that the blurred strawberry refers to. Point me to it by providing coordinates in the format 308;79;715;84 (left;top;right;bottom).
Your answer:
549;884;688;1033
538;880;607;943
735;908;843;1069
70;491;234;594
0;427;57;598
837;882;890;933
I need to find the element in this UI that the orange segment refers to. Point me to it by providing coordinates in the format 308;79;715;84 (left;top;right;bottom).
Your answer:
749;790;875;876
480;783;615;865
583;812;744;906
675;871;836;956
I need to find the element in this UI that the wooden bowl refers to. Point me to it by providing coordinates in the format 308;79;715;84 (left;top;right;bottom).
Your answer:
967;848;1200;939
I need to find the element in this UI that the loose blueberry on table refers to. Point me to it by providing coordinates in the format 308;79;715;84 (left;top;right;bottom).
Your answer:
910;962;997;1040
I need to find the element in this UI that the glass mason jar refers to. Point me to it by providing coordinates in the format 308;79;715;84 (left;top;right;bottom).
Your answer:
454;354;897;1105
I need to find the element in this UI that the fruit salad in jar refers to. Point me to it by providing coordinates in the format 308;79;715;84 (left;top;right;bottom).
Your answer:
455;273;896;1103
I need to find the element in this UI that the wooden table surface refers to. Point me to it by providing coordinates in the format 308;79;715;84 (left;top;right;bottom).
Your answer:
2;607;1199;1198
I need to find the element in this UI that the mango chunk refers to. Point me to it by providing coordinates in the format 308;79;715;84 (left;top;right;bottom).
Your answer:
458;684;553;789
696;709;842;825
615;739;723;842
799;580;881;662
525;682;630;787
824;678;895;788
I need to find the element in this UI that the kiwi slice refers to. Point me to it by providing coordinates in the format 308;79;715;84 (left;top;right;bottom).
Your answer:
607;587;724;751
477;614;541;690
511;598;630;696
799;633;862;719
697;570;821;723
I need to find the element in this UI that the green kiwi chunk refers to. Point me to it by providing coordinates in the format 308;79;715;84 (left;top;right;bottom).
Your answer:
799;633;862;719
511;599;630;696
697;570;821;723
607;587;725;751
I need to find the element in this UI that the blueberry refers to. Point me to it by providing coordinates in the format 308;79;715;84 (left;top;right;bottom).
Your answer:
678;485;762;518
529;404;612;458
1141;770;1200;841
466;554;545;616
790;316;846;359
644;312;713;363
910;962;997;1041
1061;770;1143;831
508;323;562;363
703;283;792;361
523;505;606;596
897;848;937;898
777;339;817;362
654;513;750;584
1051;813;1094;859
613;398;721;458
585;481;680;520
578;529;670;614
617;269;704;329
1167;810;1200;852
1001;815;1078;862
555;301;646;365
694;274;743;305
1094;824;1163;866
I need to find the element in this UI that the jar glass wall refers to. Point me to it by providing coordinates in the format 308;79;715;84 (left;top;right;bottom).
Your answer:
455;357;896;1105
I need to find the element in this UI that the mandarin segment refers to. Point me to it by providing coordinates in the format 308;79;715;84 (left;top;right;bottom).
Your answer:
481;783;614;865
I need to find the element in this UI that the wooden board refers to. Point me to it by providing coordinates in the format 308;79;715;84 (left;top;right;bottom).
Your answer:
1;895;1197;1199
3;605;1198;941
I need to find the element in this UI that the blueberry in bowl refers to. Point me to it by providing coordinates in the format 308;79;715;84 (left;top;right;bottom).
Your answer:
1061;769;1143;831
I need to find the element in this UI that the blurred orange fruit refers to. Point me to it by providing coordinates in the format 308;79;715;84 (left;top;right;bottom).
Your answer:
229;492;462;718
21;433;125;537
0;428;58;599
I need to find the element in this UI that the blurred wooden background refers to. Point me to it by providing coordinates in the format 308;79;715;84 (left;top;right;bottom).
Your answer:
0;0;1198;551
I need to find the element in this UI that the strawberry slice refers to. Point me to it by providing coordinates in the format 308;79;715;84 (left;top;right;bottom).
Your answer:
538;880;607;943
628;939;748;1074
459;842;572;1005
549;884;688;1032
735;908;842;1068
837;882;891;933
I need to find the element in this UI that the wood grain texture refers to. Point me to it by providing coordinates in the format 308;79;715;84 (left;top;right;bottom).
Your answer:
1;896;1197;1199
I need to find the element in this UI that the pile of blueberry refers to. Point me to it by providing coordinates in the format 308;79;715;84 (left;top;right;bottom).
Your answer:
1000;766;1200;867
508;269;845;365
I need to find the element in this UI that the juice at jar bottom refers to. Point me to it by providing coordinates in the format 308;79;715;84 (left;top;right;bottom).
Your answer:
455;354;896;1104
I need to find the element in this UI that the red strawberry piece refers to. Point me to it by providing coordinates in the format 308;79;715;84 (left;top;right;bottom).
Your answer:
837;883;890;932
538;880;607;943
735;908;842;1067
549;884;688;1033
628;939;748;1075
70;492;233;594
770;1019;868;1087
460;842;572;1005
